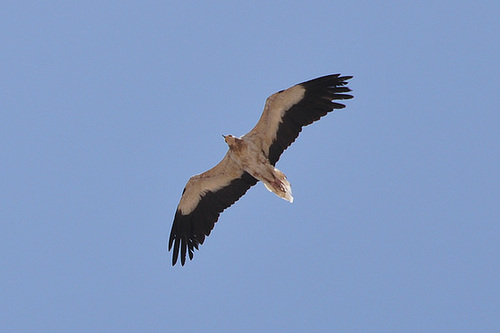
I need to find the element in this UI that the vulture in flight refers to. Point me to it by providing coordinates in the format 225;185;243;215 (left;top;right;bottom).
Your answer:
169;74;353;265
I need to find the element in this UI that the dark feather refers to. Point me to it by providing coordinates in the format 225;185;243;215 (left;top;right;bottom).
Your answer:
168;172;258;266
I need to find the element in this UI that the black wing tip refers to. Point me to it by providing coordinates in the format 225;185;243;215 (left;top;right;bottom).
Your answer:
168;210;214;266
169;210;194;266
300;74;354;100
339;75;353;81
169;236;191;266
299;74;353;95
327;74;353;82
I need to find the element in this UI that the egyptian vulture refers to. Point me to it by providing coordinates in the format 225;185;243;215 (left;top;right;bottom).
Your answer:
169;74;353;265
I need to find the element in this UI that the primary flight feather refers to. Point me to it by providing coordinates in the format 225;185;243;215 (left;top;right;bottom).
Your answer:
169;74;353;265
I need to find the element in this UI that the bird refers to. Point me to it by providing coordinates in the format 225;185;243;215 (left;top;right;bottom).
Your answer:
169;74;353;266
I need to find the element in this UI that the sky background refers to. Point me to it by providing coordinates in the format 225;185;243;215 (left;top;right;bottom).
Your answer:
2;1;499;332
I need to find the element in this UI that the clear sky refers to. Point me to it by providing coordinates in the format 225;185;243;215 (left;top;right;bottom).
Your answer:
2;1;499;332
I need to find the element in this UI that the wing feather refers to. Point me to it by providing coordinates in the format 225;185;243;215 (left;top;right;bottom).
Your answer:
244;74;353;165
169;153;257;266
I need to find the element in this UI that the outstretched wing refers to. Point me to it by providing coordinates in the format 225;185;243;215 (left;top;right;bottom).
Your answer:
244;74;353;165
169;153;258;266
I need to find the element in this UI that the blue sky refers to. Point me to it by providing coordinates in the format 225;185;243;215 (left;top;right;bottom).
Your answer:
2;1;499;332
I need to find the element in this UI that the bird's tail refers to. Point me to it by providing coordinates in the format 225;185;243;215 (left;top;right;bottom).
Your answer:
263;168;293;203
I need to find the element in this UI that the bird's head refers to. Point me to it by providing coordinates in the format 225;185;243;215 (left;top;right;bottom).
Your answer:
222;134;240;149
223;134;234;144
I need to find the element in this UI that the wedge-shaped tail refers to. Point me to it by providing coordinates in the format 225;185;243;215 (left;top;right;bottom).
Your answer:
263;168;293;203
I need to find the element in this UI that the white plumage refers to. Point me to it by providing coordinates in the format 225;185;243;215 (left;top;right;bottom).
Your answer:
169;74;353;265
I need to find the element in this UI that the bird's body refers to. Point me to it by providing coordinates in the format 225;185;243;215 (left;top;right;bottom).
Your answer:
224;135;293;202
169;74;353;265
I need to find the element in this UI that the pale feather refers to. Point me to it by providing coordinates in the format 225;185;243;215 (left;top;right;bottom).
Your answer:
243;84;306;155
177;152;245;215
